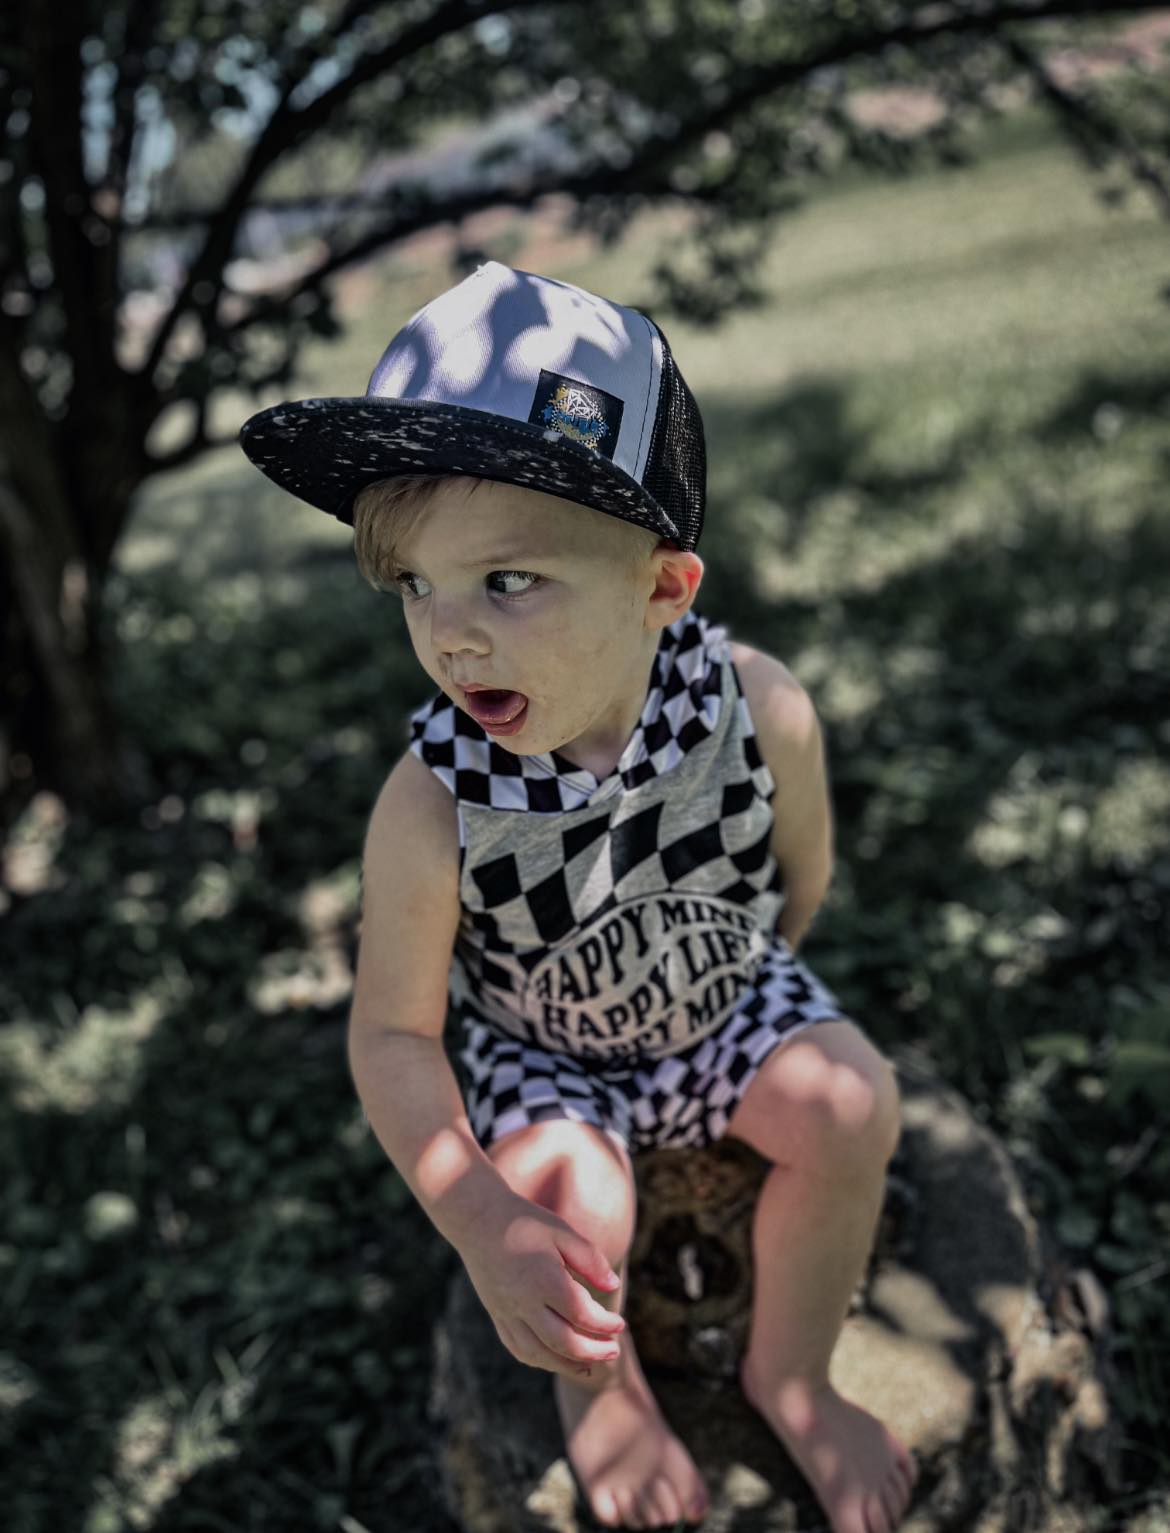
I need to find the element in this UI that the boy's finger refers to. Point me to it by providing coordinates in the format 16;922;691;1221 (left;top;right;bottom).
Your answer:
560;1239;621;1297
570;1269;623;1305
542;1306;623;1363
519;1317;613;1379
563;1272;626;1334
576;1300;626;1335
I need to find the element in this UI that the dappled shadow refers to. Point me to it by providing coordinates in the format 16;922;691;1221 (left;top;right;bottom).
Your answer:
430;1056;1122;1530
1029;367;1170;447
704;380;968;539
1;353;1167;1528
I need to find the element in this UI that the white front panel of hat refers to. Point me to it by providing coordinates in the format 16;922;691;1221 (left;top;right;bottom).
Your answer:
369;262;661;483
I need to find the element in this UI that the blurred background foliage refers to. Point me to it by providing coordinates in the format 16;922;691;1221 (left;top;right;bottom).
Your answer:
4;0;1170;810
2;5;1170;1529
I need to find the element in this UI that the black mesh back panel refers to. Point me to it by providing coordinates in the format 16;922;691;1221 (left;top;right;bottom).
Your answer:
641;325;706;552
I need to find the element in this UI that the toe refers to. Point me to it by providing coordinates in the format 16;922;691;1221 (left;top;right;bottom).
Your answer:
881;1472;906;1529
839;1493;869;1533
632;1487;656;1528
889;1434;918;1506
893;1436;916;1482
593;1489;621;1527
687;1486;711;1523
614;1486;642;1529
865;1489;891;1533
894;1453;915;1503
648;1475;683;1527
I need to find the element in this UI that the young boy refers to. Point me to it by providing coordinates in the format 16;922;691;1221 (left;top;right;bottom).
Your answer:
239;261;919;1533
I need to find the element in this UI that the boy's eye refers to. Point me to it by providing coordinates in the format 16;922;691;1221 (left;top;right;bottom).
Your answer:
489;569;540;597
393;569;540;600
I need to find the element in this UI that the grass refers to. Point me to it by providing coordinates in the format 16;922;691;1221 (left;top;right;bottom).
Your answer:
2;101;1169;1529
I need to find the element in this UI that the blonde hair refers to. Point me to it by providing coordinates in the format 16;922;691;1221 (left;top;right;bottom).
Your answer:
352;475;479;593
351;473;666;594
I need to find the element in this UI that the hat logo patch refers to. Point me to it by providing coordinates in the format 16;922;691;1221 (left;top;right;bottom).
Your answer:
528;369;623;460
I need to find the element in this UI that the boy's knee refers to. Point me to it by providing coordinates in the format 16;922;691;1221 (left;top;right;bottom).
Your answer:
772;1029;900;1173
486;1118;638;1259
821;1048;901;1168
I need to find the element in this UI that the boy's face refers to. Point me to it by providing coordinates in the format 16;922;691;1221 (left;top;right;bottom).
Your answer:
390;478;702;763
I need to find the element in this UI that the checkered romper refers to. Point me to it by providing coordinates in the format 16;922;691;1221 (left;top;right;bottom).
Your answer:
407;608;850;1156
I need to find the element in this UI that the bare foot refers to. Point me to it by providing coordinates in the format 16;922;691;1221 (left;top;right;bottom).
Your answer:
554;1327;711;1529
740;1354;919;1533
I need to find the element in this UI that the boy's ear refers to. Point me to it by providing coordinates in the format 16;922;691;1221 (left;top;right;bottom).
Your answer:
648;546;703;619
662;546;704;595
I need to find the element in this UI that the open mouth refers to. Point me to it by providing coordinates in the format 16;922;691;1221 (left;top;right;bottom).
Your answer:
462;688;528;728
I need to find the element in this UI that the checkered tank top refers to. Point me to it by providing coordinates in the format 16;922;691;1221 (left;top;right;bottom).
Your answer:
406;608;788;1065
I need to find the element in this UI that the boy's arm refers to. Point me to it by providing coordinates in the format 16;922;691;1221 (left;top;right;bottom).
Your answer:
348;1029;507;1248
347;752;513;1251
730;643;835;954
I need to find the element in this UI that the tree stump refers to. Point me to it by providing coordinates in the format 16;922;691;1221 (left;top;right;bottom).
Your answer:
428;1045;1123;1532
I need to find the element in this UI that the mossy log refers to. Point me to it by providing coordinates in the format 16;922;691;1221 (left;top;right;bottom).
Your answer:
428;1046;1123;1533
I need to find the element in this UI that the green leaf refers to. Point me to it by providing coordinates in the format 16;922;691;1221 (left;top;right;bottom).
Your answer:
1095;1241;1146;1274
1023;1031;1091;1065
1055;1207;1100;1249
1104;1041;1170;1109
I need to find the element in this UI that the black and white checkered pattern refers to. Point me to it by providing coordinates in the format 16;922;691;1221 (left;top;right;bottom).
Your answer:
458;937;847;1154
407;607;851;1151
408;607;726;818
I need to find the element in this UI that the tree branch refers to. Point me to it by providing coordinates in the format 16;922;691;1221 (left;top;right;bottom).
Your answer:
128;0;1170;248
107;0;165;208
222;178;574;334
96;0;167;360
135;0;1170;438
212;0;1170;347
147;423;254;475
633;0;1170;169
25;7;113;413
136;190;517;230
146;348;309;472
1001;29;1170;217
137;0;555;393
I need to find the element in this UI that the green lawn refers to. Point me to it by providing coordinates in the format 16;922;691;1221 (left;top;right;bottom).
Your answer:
2;103;1168;1531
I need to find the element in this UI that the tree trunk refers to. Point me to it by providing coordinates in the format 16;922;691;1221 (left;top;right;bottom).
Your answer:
428;1047;1123;1533
0;468;147;827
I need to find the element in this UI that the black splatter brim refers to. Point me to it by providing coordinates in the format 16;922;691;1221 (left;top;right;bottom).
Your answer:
237;396;680;538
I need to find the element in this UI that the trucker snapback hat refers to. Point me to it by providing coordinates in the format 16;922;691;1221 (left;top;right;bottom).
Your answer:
237;260;706;552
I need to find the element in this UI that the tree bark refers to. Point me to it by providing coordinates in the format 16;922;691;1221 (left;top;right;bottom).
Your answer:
428;1047;1123;1533
0;476;138;821
0;366;147;820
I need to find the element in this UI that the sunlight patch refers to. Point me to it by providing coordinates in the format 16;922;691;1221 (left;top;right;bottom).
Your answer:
0;972;190;1113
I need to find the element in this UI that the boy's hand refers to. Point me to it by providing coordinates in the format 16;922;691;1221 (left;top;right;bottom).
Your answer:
458;1190;627;1381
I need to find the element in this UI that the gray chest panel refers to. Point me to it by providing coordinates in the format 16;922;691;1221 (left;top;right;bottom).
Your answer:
408;612;787;1063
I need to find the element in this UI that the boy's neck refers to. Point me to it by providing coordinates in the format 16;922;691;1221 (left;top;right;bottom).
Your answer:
552;629;664;778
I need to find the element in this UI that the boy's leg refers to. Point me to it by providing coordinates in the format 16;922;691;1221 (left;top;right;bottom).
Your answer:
485;1119;711;1529
485;1118;636;1387
722;1020;919;1533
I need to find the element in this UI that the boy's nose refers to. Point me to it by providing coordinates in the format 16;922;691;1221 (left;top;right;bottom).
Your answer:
429;604;485;650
